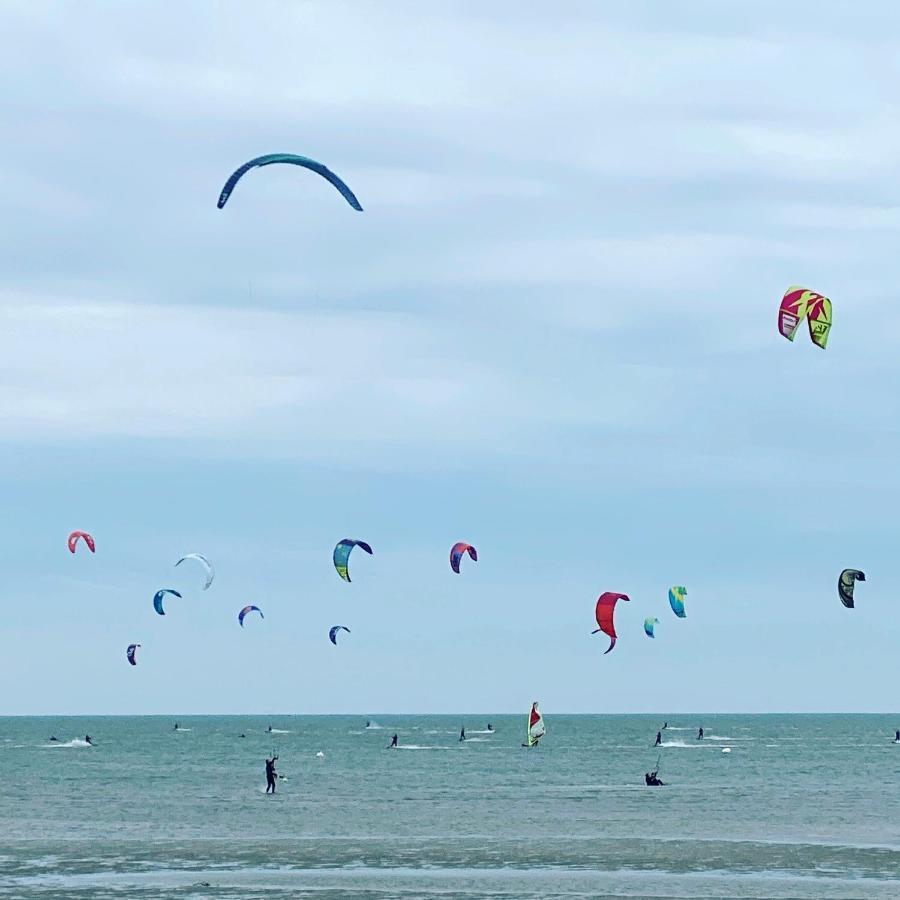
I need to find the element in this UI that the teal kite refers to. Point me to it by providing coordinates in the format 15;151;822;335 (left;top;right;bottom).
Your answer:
333;539;373;582
668;586;687;618
644;617;659;638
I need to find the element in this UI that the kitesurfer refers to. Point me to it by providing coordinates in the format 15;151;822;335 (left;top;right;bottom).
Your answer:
49;736;58;742
267;726;273;733
85;735;94;745
655;731;662;747
697;727;704;740
174;723;179;731
459;726;466;742
265;755;278;794
239;733;246;739
487;723;494;732
894;730;899;743
663;722;668;729
366;721;371;728
644;770;664;786
388;734;398;749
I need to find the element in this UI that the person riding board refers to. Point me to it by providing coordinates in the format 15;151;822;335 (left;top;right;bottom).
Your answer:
388;734;398;749
265;755;279;793
654;731;662;747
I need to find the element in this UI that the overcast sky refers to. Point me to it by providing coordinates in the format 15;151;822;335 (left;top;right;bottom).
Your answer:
2;1;899;715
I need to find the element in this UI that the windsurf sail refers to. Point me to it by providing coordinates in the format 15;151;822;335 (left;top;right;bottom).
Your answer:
525;701;545;747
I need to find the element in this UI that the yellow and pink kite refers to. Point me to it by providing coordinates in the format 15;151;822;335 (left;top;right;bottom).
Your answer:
778;286;832;349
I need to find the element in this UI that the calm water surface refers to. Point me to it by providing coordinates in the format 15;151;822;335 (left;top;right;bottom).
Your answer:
1;714;899;897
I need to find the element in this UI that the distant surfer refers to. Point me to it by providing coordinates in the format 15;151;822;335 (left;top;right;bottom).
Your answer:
388;734;398;749
663;722;668;729
487;723;494;732
85;735;94;746
48;736;58;742
265;754;278;793
895;730;899;743
644;770;665;786
366;720;371;728
655;731;662;747
239;733;246;739
697;727;704;740
459;726;466;742
174;723;179;731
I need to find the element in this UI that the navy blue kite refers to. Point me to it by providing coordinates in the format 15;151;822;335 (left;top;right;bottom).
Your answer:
217;154;363;211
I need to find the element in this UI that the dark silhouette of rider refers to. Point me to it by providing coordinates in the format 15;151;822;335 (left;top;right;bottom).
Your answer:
265;755;278;793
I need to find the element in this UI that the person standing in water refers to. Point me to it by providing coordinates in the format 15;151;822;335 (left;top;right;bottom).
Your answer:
697;727;704;740
388;734;398;749
265;755;278;793
654;731;662;747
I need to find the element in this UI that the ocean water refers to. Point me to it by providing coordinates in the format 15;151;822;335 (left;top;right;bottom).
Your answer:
1;714;899;898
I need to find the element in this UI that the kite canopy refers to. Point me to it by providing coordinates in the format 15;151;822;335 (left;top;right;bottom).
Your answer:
126;643;140;666
67;531;95;554
644;617;659;638
333;539;373;582
838;569;866;609
153;589;182;616
238;605;263;627
217;154;363;211
450;542;478;574
592;592;630;654
175;553;214;590
778;286;832;349
329;625;350;645
668;586;687;618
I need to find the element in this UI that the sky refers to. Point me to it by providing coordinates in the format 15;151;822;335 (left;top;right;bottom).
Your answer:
1;1;900;715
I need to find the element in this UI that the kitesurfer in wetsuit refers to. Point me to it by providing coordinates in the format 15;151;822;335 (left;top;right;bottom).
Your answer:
697;727;704;740
85;735;94;745
239;733;246;739
459;726;466;742
266;726;273;733
487;723;494;732
655;731;662;746
663;722;668;729
366;721;371;728
895;730;899;743
174;723;179;731
265;755;278;793
388;734;398;749
49;736;58;742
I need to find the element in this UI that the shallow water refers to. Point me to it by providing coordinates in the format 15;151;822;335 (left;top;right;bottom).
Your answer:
1;714;899;897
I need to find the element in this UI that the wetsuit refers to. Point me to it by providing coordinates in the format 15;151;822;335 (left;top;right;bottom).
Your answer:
655;731;662;746
388;734;398;748
698;728;704;740
265;756;278;793
459;728;466;742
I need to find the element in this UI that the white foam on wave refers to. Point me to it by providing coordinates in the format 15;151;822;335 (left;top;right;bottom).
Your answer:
267;729;291;734
174;727;192;732
41;739;93;749
468;729;496;734
397;744;452;750
364;723;382;730
704;734;733;741
462;737;490;742
659;740;715;749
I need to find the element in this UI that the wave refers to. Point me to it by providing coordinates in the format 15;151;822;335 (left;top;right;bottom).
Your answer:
397;745;452;751
468;729;496;735
41;739;93;748
173;727;192;732
267;729;291;734
659;740;716;749
462;737;490;742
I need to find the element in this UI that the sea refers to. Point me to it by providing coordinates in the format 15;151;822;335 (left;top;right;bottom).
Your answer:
1;714;899;898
